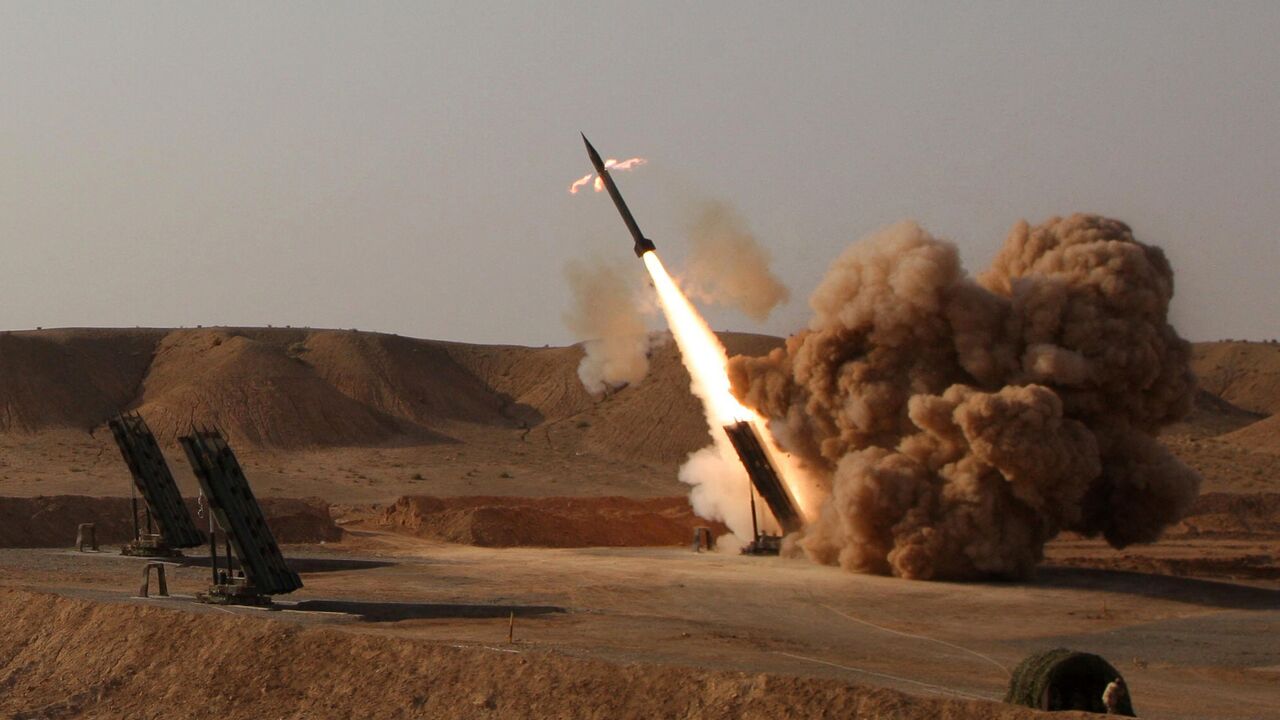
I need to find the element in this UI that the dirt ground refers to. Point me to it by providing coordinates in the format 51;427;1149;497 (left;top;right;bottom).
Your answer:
0;527;1275;719
0;495;340;547
2;491;1274;720
378;495;729;547
1;329;1277;717
0;585;1072;720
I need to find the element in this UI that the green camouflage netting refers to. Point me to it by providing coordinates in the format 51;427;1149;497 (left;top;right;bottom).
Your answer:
1004;647;1135;716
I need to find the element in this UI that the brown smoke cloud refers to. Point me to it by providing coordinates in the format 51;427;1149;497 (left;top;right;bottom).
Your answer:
563;258;653;394
728;214;1200;580
683;201;789;321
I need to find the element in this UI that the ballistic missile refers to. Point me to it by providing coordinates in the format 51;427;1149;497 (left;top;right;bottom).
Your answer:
582;133;657;257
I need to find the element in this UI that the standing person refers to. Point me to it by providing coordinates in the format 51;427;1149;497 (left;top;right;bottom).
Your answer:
1102;677;1127;714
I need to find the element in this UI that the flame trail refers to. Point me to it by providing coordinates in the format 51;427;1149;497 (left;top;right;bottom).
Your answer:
569;157;647;194
640;252;817;535
573;135;810;538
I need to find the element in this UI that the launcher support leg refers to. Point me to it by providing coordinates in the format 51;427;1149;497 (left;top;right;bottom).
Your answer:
692;527;714;552
140;562;169;598
209;520;218;586
76;523;97;552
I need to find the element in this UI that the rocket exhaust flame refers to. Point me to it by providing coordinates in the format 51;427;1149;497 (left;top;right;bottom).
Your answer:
642;252;817;530
642;252;751;425
578;133;812;537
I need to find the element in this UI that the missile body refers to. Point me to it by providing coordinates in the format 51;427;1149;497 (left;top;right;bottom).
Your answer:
582;133;657;257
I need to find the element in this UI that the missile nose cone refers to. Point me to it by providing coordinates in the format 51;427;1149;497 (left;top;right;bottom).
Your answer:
581;133;605;173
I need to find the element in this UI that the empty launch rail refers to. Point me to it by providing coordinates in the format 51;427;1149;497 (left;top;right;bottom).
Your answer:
181;429;302;603
109;413;206;553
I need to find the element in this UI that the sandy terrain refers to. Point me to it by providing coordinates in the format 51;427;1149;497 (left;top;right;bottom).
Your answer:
0;495;341;548
0;328;1274;503
0;327;1277;717
0;530;1275;719
378;495;728;547
0;582;1071;720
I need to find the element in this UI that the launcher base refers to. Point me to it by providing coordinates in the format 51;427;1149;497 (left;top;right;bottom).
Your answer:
740;533;782;556
197;577;273;607
121;534;184;558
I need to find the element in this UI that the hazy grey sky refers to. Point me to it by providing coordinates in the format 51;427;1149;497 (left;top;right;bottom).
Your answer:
2;1;1276;345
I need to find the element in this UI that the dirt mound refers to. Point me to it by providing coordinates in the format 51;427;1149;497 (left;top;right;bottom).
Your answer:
381;495;729;547
1217;414;1280;455
0;495;341;547
1048;492;1280;587
0;328;773;464
0;327;529;449
1192;340;1280;415
1169;492;1280;538
302;332;518;427
0;495;136;547
443;341;597;425
0;329;161;432
252;497;346;543
6;327;1275;499
0;588;1052;720
135;329;410;448
1160;432;1280;493
1047;491;1280;586
1163;389;1266;439
1049;551;1280;585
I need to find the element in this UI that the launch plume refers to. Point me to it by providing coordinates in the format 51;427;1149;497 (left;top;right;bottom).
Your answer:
570;136;810;539
563;258;653;393
642;252;819;539
683;201;790;321
728;214;1200;580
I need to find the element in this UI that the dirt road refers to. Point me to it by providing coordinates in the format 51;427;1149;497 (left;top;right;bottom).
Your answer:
1;529;1275;719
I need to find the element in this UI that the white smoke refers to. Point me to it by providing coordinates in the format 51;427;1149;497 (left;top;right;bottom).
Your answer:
562;257;653;393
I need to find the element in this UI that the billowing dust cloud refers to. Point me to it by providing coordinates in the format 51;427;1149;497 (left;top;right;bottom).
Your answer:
728;214;1201;580
563;258;653;394
683;201;789;321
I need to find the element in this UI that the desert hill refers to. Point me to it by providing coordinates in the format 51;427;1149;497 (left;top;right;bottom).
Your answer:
0;329;160;432
135;329;408;447
1161;389;1265;440
1174;341;1280;465
0;327;601;447
1219;414;1280;453
1191;340;1280;415
0;327;779;474
0;328;1273;500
